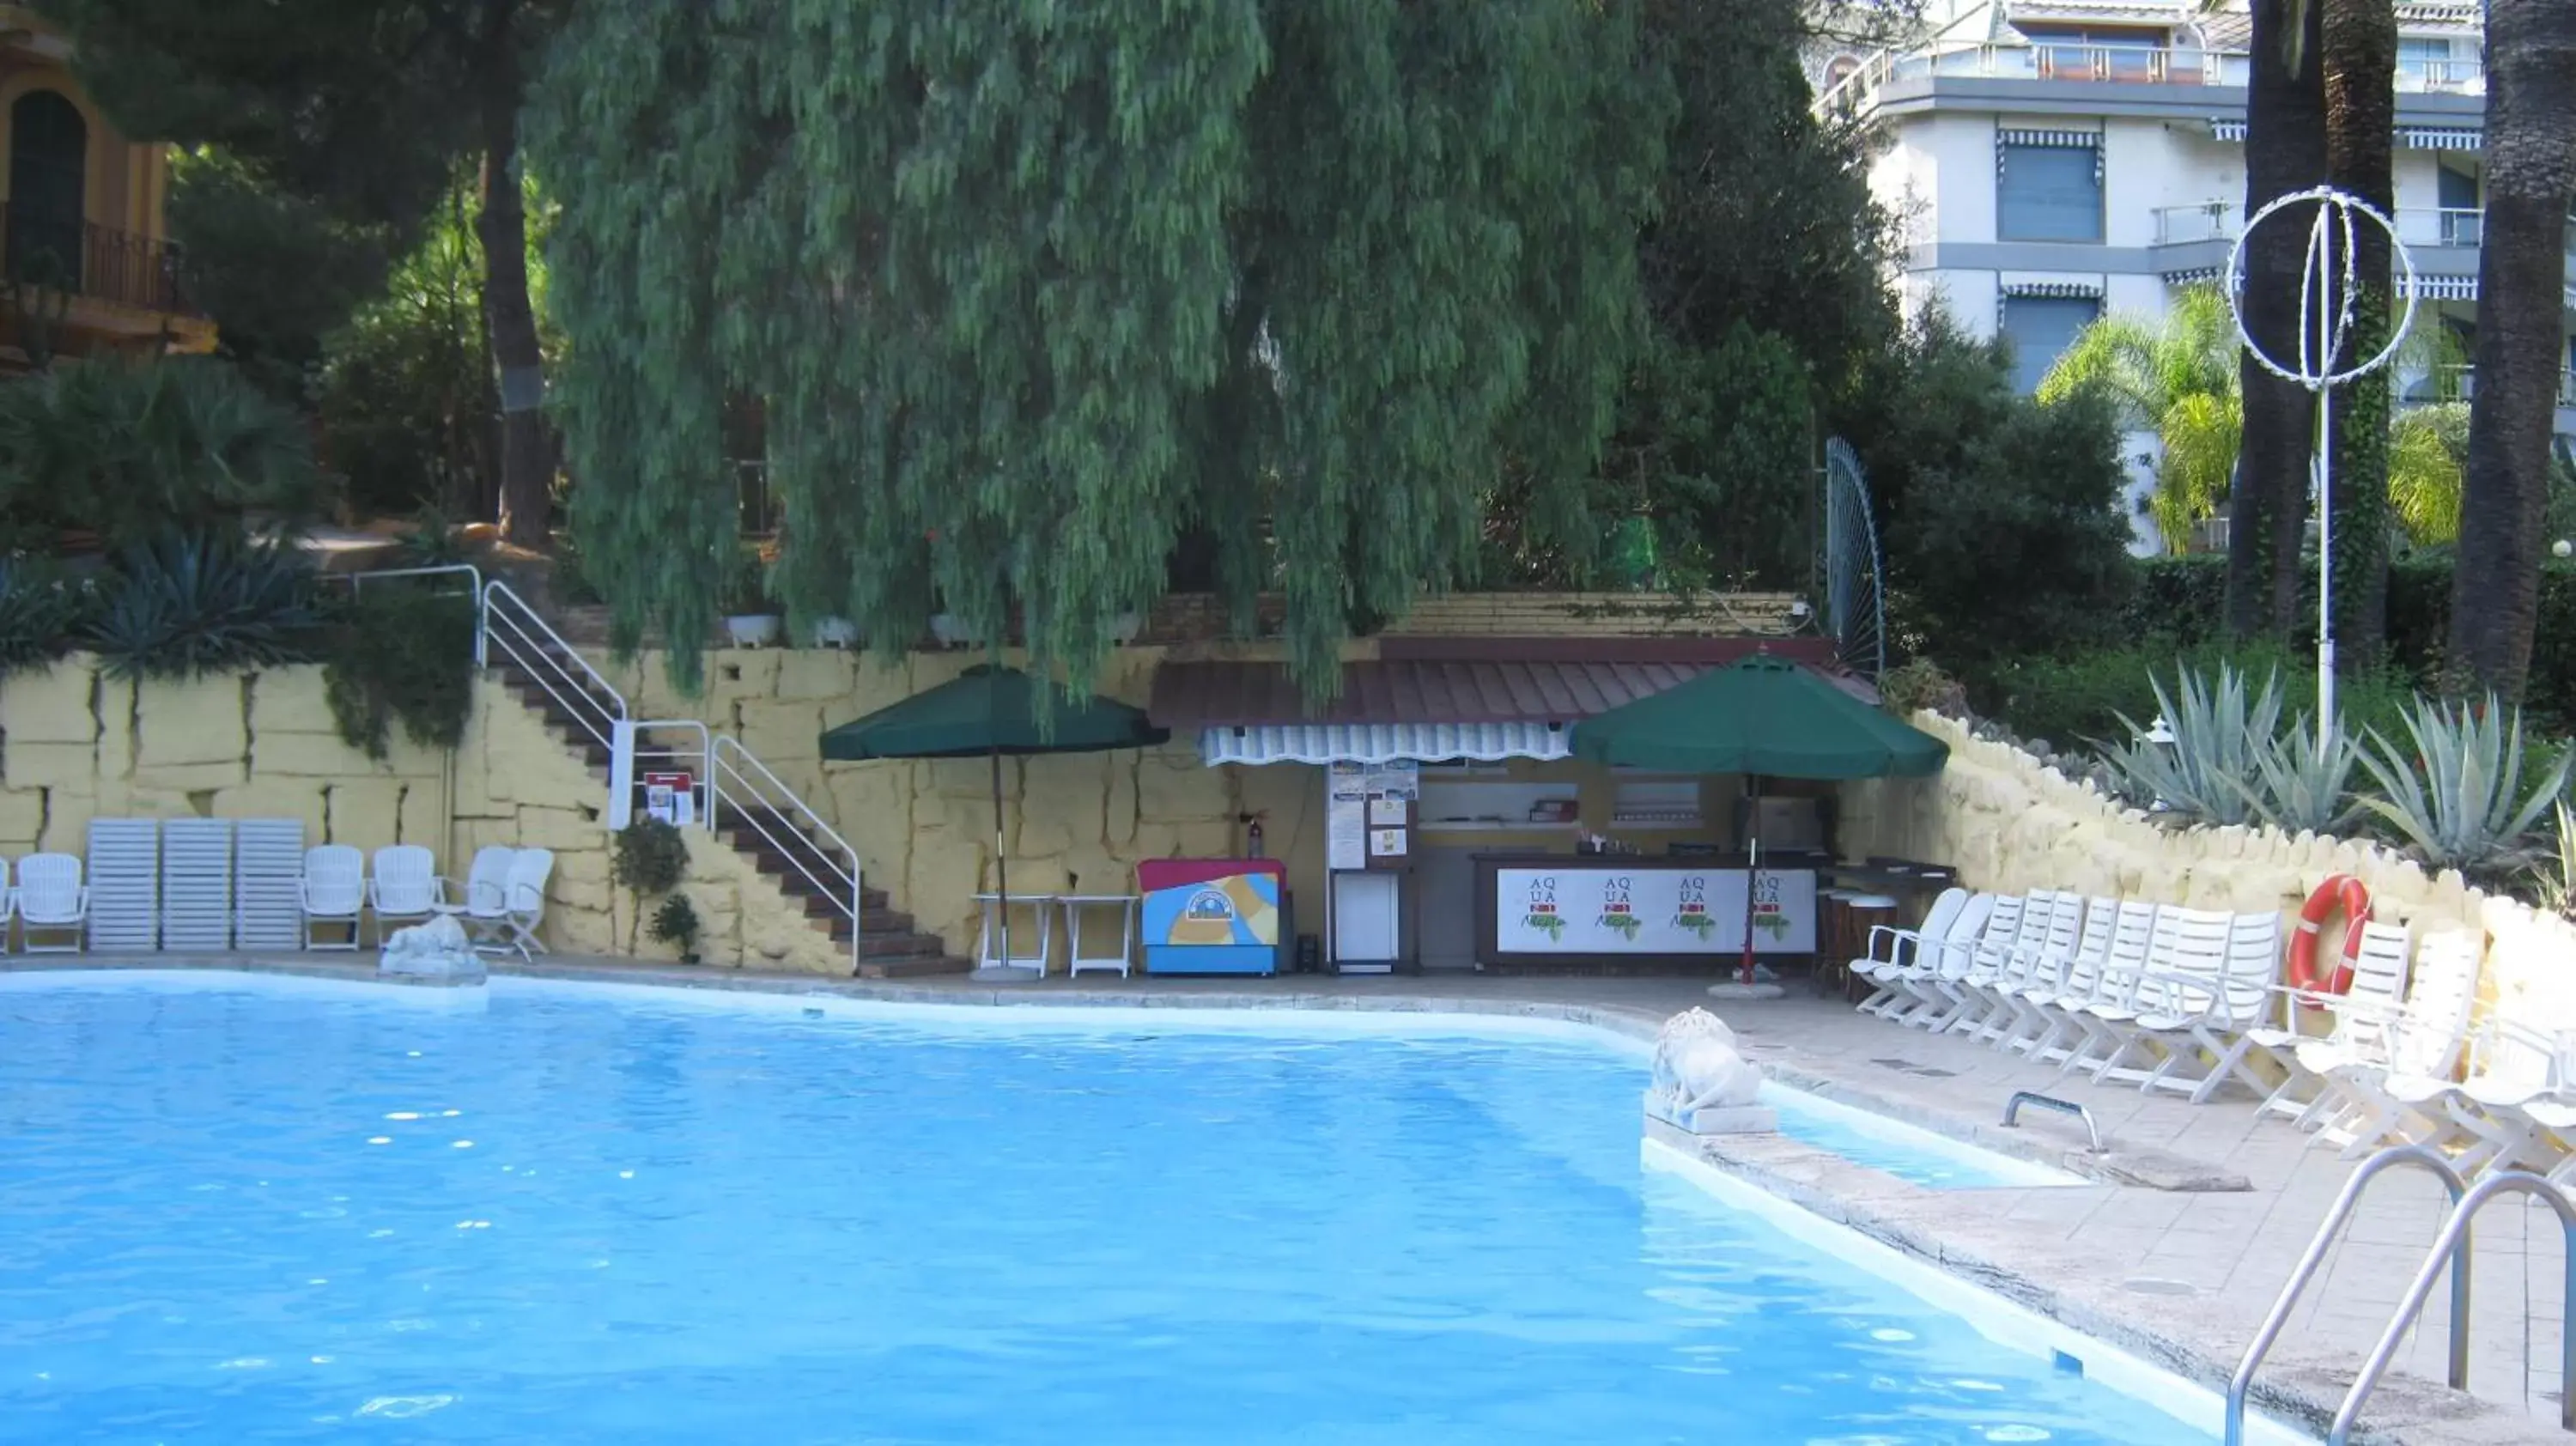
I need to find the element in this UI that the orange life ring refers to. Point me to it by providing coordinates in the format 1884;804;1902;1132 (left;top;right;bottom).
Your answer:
2288;874;2371;998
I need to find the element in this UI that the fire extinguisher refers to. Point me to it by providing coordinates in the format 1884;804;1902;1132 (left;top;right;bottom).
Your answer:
1246;814;1266;858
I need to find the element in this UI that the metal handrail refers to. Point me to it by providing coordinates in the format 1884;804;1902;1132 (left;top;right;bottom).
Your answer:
2224;1144;2470;1446
2330;1169;2576;1443
711;737;864;972
2001;1091;2103;1152
329;563;488;665
480;580;629;753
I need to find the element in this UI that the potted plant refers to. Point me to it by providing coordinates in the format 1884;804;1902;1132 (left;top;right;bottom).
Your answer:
928;611;975;650
648;892;703;965
721;550;781;648
811;616;860;649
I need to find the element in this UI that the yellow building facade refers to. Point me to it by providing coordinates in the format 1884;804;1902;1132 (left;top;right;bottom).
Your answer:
0;6;213;368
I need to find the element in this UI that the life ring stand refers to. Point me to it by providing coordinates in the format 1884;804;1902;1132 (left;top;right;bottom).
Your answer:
2287;874;2371;1001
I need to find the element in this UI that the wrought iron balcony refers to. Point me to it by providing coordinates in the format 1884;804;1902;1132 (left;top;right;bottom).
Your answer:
0;203;200;318
1821;40;2483;116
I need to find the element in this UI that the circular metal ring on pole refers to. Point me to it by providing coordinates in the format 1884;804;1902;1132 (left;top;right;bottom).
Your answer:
2224;185;2419;392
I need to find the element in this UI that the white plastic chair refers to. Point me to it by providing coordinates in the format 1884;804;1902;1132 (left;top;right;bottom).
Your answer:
2310;931;2483;1157
368;845;445;945
0;859;13;951
2088;905;2233;1086
2129;909;2282;1103
2245;920;2412;1122
1876;892;1996;1028
1916;893;2025;1033
299;845;367;951
445;847;550;958
1978;890;2086;1048
1852;886;1968;1017
15;853;88;953
2002;895;2117;1058
2049;901;2161;1074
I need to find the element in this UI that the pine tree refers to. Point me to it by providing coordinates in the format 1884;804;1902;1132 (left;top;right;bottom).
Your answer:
528;0;1661;697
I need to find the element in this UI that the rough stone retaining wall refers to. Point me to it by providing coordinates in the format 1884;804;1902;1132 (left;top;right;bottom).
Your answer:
1840;712;2576;1020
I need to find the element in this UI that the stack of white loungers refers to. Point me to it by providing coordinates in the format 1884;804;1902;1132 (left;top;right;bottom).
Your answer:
1851;888;2576;1184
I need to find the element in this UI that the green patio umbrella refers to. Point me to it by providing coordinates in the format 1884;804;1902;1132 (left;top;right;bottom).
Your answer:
820;665;1170;976
1566;654;1947;984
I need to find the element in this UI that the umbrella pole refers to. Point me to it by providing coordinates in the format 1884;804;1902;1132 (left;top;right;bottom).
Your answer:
991;742;1012;972
1741;777;1761;987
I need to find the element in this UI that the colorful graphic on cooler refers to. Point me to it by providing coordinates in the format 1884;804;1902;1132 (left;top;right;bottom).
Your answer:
1597;877;1642;940
1671;875;1716;939
1522;877;1566;939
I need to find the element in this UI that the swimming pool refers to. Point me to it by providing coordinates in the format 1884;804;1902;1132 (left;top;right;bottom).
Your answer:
0;975;2270;1443
1763;1084;2090;1190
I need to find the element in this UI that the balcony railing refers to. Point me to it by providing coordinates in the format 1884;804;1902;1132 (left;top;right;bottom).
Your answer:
0;203;200;318
2421;365;2576;409
1820;39;2483;114
2154;203;2239;246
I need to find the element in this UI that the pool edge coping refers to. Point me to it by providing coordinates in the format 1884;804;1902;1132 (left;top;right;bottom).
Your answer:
1;955;2550;1445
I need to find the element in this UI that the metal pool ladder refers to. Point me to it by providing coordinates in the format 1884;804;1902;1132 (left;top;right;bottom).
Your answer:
2001;1091;2103;1153
2222;1143;2576;1446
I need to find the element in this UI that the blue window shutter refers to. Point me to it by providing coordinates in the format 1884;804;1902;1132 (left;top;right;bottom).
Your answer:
2002;295;2102;395
1997;143;2104;243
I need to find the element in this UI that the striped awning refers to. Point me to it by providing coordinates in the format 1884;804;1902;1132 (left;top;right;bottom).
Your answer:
2399;127;2482;151
1197;722;1570;767
2408;274;2479;301
2001;278;2105;300
2162;265;2224;285
2208;118;2248;143
1997;128;2102;149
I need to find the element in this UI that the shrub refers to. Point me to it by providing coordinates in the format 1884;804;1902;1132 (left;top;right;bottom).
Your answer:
0;557;88;675
2357;694;2573;878
80;532;325;680
0;357;321;553
323;583;479;759
1988;636;2414;755
648;892;703;963
1876;658;1967;720
611;818;690;896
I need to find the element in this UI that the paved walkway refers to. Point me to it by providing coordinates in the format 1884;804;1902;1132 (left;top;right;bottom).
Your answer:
16;957;2567;1442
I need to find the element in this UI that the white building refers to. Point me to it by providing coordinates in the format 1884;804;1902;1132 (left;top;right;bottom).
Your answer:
1814;1;2573;550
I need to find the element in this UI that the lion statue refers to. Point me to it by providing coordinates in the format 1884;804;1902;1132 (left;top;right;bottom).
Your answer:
1649;1007;1764;1115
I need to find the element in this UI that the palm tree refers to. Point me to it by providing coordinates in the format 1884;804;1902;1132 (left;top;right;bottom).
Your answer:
2388;402;2470;544
2227;0;2329;639
2038;285;2239;552
2324;0;2397;663
2446;0;2576;698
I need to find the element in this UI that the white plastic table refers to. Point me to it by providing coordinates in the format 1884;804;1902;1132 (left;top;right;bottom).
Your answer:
973;892;1057;975
1059;895;1139;978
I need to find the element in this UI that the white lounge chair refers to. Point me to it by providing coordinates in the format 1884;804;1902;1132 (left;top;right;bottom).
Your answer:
2440;1011;2576;1176
2245;920;2412;1123
2002;895;2117;1058
2129;909;2282;1103
1978;890;2087;1049
2309;931;2483;1157
15;853;88;953
368;845;445;945
1917;893;2026;1033
300;845;367;951
2042;901;2160;1074
1853;887;1968;1018
1882;892;1999;1030
2087;905;2232;1086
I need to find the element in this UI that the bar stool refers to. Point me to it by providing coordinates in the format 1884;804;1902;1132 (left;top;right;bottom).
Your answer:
1838;892;1901;1004
1814;888;1855;996
974;892;1057;975
1060;894;1139;978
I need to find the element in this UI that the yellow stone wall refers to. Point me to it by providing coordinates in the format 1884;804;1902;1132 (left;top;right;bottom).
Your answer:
0;657;846;973
1839;711;2576;1020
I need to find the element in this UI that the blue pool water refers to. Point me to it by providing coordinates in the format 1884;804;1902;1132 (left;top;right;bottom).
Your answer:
1764;1086;2087;1191
0;975;2213;1445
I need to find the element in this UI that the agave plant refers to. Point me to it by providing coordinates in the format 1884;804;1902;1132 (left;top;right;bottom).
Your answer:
2532;801;2576;920
2357;694;2574;873
2235;713;2361;835
0;557;88;675
81;532;326;680
2093;661;2282;825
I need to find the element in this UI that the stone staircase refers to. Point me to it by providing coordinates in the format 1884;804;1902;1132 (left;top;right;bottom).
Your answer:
486;633;969;979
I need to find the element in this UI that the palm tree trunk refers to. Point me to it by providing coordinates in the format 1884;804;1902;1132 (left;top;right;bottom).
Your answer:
2324;0;2396;670
2445;0;2576;699
475;0;552;549
2228;0;2328;640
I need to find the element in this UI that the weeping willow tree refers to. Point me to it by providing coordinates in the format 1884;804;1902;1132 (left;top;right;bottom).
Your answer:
527;0;1661;696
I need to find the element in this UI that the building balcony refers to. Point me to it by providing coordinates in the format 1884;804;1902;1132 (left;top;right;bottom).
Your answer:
2153;203;2238;246
2418;365;2576;410
2;203;202;319
1822;40;2483;117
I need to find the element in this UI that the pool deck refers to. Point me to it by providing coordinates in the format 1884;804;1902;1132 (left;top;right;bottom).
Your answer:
12;955;2567;1446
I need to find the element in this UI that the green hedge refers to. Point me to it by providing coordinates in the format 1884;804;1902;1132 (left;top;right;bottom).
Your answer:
2123;555;2576;730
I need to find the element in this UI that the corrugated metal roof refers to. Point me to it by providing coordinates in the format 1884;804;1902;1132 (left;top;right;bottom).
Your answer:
1151;646;1874;730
